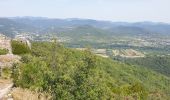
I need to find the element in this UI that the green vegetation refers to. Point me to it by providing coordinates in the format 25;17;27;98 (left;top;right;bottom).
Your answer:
1;17;170;99
121;56;170;77
12;42;170;99
0;48;8;55
2;67;11;79
11;40;31;55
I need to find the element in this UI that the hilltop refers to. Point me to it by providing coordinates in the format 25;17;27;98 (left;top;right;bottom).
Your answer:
11;41;170;99
0;35;169;99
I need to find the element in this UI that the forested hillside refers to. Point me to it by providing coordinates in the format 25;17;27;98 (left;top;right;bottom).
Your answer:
122;56;170;77
12;41;170;99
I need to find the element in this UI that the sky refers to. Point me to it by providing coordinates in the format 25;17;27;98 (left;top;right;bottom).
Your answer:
0;0;170;22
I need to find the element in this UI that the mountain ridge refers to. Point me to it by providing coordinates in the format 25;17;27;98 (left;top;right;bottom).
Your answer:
1;17;170;38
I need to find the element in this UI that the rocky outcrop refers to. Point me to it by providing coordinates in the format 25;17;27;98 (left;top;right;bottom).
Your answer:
0;79;13;100
0;34;21;68
0;34;12;54
0;54;20;68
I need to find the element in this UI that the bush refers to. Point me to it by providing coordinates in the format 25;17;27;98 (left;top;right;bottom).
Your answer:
2;67;11;79
0;48;8;55
11;40;30;55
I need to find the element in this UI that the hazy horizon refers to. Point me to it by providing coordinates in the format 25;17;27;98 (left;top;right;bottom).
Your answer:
1;16;170;24
0;0;170;23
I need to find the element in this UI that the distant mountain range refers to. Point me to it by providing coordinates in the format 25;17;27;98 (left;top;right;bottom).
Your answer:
0;17;170;37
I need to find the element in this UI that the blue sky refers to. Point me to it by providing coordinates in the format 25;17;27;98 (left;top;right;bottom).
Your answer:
0;0;170;22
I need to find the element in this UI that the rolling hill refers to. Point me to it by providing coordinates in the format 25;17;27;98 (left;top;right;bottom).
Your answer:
1;17;170;38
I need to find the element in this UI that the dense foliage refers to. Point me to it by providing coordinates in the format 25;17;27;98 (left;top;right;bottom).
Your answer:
113;56;170;77
11;40;31;55
0;48;8;55
12;42;170;99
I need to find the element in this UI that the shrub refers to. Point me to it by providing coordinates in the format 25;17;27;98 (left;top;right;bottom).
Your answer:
0;48;8;55
2;67;11;79
11;40;30;55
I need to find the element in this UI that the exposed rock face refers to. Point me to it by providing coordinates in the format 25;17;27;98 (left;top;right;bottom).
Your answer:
0;79;13;100
0;34;21;67
0;34;22;99
0;34;12;54
0;54;21;68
